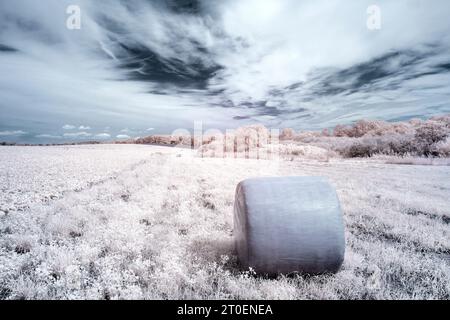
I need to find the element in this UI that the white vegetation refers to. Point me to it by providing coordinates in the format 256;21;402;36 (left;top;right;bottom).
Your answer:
186;116;450;161
0;144;449;300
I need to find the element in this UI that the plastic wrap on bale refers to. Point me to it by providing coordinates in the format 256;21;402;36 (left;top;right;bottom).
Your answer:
234;176;345;275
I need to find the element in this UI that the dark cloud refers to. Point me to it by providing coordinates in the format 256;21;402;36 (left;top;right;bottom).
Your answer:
0;44;18;52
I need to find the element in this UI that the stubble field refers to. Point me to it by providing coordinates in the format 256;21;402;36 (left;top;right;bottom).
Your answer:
0;144;449;299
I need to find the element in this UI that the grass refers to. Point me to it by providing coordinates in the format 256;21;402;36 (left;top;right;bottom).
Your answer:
0;145;449;299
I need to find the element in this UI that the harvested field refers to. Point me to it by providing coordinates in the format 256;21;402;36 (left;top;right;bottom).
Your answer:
0;145;449;299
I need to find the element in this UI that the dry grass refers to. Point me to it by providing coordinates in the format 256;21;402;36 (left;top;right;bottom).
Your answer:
380;156;450;166
0;145;449;300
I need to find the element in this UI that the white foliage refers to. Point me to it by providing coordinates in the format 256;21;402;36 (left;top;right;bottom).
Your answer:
0;144;449;300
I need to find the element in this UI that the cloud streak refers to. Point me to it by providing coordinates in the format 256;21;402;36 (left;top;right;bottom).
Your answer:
63;132;91;138
0;130;27;136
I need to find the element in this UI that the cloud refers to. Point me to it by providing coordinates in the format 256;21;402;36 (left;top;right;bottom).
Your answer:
146;128;155;132
1;0;450;140
79;125;91;130
0;0;222;142
116;134;131;140
62;124;76;130
209;0;450;102
35;134;62;139
0;130;27;136
63;132;92;138
95;133;111;139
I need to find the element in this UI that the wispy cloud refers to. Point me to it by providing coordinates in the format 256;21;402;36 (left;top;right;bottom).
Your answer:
35;134;62;139
62;124;76;130
79;125;91;130
63;132;92;138
116;134;131;140
0;130;27;136
95;133;111;139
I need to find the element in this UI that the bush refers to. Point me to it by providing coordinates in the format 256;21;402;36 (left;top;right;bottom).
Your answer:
333;124;352;137
413;122;448;156
133;114;450;159
280;128;295;140
435;137;450;157
345;142;376;158
325;117;450;158
234;125;270;149
334;120;386;138
414;122;448;144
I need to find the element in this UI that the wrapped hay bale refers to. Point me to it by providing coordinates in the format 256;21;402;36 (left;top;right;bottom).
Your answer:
234;176;345;275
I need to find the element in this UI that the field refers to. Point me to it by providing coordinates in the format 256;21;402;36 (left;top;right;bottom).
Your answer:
0;144;449;299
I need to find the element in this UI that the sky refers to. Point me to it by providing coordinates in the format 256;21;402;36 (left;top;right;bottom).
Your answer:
1;0;450;143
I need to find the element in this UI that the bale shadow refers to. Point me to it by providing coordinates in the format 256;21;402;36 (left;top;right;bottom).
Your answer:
189;237;335;281
189;237;240;274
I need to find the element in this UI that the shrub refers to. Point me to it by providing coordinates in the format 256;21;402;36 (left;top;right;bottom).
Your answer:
344;142;376;158
333;120;386;138
430;115;450;128
233;125;270;149
132;114;450;159
333;124;352;137
435;137;450;157
321;128;331;137
387;137;415;156
320;117;450;158
351;120;386;138
413;122;448;156
280;128;295;140
414;122;448;144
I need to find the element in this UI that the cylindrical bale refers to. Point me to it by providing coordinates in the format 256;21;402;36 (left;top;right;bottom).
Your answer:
234;176;345;275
